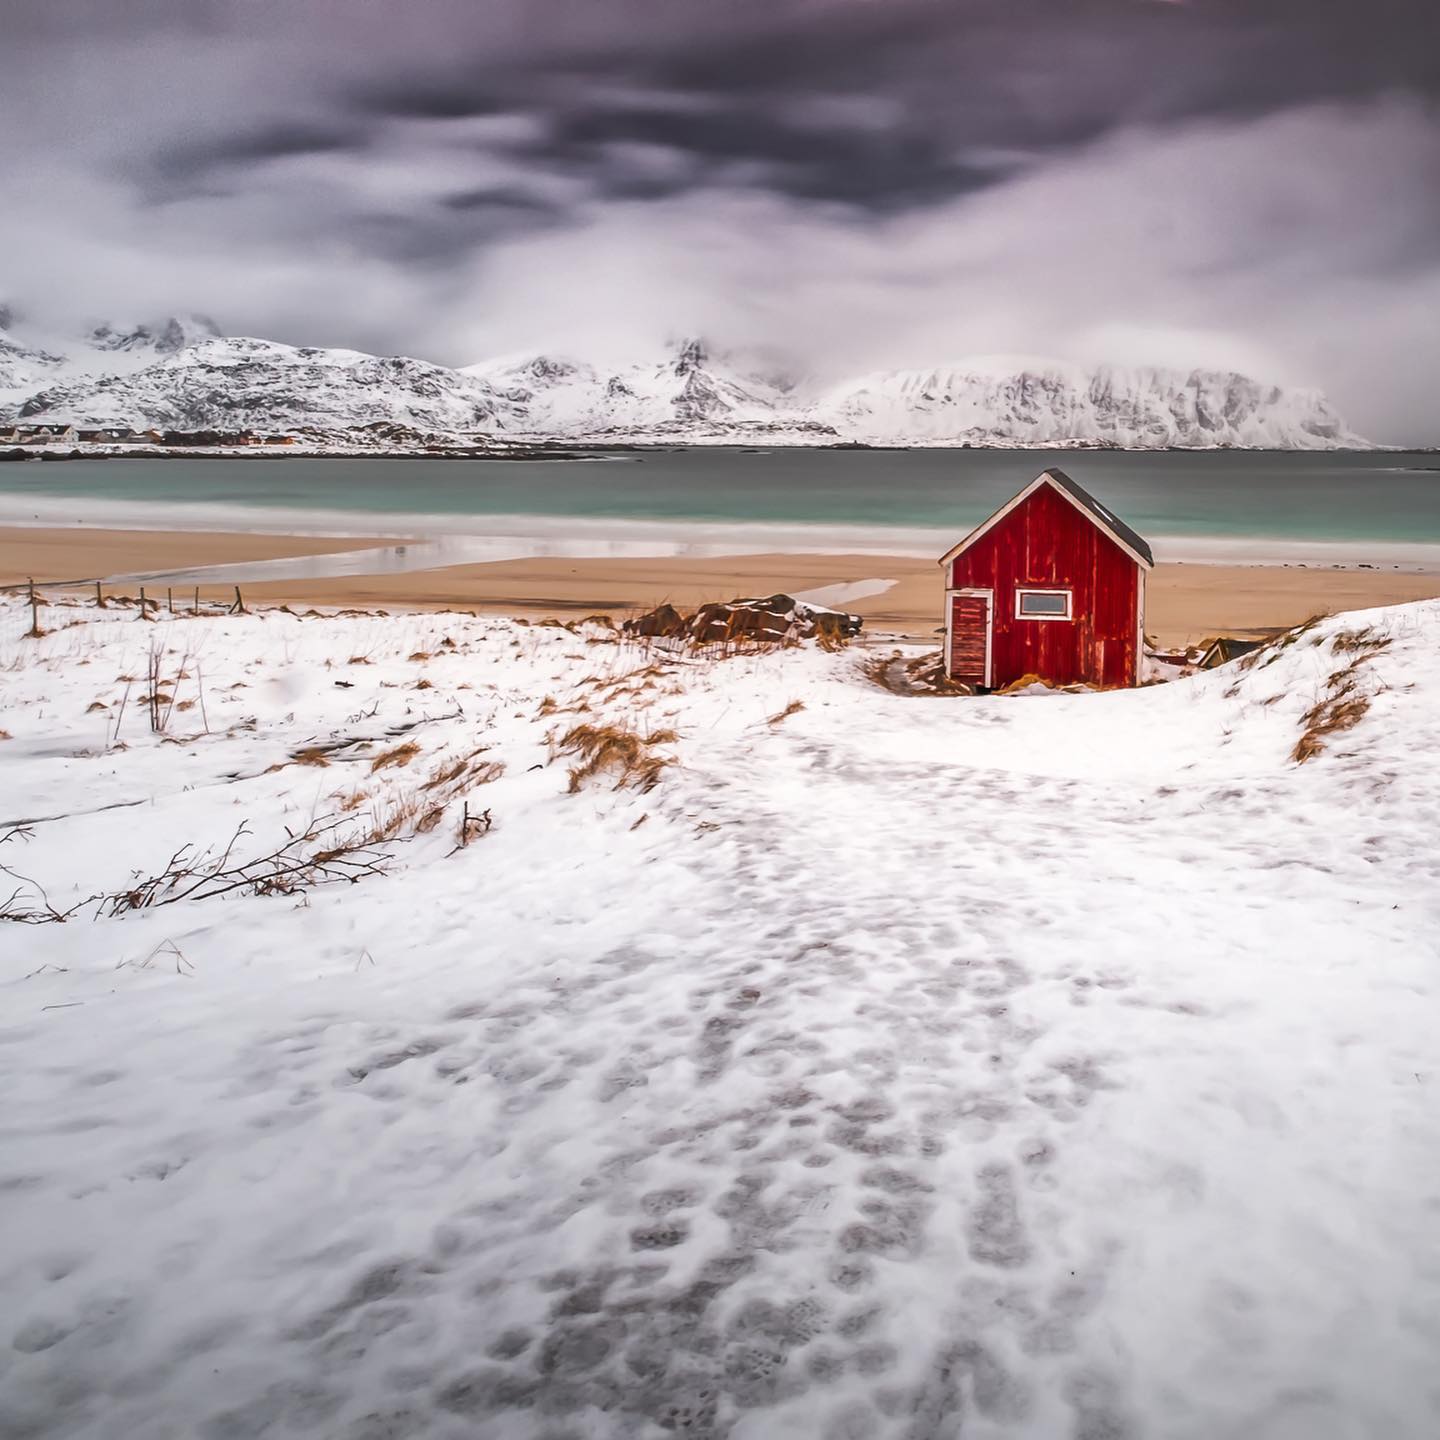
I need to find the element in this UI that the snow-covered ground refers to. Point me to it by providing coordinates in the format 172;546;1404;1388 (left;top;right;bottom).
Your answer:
1;594;1437;1440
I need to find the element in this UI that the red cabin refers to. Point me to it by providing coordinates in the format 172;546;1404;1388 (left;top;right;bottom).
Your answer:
939;469;1154;690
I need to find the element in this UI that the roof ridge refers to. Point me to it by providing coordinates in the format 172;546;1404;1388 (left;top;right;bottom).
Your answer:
1038;468;1154;567
937;468;1154;570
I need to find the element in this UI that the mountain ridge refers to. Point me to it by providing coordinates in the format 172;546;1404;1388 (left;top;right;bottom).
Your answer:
0;314;1372;449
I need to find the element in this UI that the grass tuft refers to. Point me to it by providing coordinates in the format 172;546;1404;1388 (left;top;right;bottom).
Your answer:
558;723;677;793
370;741;420;773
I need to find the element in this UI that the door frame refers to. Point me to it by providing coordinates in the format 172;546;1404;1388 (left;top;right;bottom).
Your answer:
945;586;994;688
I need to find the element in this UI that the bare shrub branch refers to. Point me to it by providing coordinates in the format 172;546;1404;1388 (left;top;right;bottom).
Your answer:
100;816;393;916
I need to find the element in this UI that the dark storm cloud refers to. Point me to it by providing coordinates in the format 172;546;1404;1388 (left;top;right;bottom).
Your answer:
342;0;1440;209
153;122;369;182
2;0;1439;438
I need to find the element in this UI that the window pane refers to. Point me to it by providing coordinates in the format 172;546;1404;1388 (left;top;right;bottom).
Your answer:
1019;591;1068;615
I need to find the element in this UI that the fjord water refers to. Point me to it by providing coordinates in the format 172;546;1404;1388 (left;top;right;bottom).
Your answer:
1;449;1437;554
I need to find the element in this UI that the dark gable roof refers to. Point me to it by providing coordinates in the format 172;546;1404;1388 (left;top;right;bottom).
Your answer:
938;467;1155;570
1040;468;1154;568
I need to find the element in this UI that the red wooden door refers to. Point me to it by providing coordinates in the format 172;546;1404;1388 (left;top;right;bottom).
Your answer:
948;593;991;685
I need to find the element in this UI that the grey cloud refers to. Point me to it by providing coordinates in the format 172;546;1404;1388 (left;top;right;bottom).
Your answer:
151;123;370;183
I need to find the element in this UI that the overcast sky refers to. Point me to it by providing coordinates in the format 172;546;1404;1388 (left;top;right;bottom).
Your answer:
3;0;1438;440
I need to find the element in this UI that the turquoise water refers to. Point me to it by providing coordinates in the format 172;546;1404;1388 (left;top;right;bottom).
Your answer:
1;449;1438;545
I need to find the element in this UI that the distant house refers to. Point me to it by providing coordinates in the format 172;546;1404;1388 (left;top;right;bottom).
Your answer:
938;468;1154;690
26;424;78;445
1198;636;1264;670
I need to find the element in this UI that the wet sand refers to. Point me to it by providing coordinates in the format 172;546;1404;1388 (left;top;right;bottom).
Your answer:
0;526;406;589
6;525;1440;648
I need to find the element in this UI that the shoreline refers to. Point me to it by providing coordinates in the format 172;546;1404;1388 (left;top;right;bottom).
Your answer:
5;523;1440;647
4;502;1440;572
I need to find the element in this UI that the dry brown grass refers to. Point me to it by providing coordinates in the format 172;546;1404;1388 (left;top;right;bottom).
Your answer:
369;740;420;773
292;747;332;767
996;672;1051;695
587;664;669;700
419;750;503;792
407;650;433;662
1292;693;1371;763
422;757;468;791
1291;655;1378;763
354;750;508;842
559;723;678;793
1237;612;1329;674
364;791;446;842
538;693;592;718
1329;625;1392;657
767;700;806;726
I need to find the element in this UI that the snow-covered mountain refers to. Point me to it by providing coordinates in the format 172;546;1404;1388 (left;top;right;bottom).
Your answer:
0;332;65;399
13;335;523;434
0;308;1371;448
465;346;1364;448
86;312;221;359
0;307;68;400
1;308;229;407
466;340;834;440
821;361;1360;449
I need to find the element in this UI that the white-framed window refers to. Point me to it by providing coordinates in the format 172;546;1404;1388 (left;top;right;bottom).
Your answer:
1015;588;1072;620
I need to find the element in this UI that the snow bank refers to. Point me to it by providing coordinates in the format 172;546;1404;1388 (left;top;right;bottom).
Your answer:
1;595;1437;1439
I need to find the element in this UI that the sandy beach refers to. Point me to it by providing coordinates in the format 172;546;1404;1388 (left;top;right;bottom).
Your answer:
6;524;1440;647
0;526;408;587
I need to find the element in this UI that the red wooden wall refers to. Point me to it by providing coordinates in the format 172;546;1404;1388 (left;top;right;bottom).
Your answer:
948;484;1141;689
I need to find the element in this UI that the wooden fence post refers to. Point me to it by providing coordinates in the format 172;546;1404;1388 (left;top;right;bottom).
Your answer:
95;580;103;608
27;578;40;637
231;585;247;615
193;586;200;615
167;587;174;614
138;586;146;619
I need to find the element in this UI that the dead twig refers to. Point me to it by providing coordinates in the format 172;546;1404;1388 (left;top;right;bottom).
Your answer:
100;816;394;915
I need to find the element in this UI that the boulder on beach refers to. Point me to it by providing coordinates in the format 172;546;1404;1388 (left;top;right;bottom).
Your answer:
625;593;863;647
625;602;688;638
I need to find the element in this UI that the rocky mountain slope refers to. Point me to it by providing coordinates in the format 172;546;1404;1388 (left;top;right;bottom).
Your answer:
0;311;66;400
0;308;1370;448
14;335;522;434
822;362;1358;449
86;313;222;358
467;340;835;441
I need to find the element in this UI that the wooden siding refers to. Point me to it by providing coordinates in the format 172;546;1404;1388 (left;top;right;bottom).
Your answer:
949;594;989;684
948;483;1140;688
